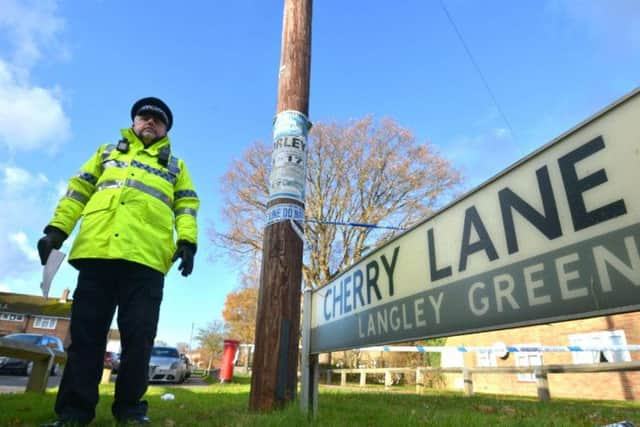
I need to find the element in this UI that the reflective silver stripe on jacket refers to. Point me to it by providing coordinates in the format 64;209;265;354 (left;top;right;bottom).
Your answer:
65;189;89;205
101;144;116;162
174;207;197;218
125;179;172;208
103;159;128;169
74;171;98;186
95;179;172;208
96;180;124;191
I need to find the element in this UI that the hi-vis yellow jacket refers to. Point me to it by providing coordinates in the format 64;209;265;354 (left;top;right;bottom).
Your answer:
48;128;199;274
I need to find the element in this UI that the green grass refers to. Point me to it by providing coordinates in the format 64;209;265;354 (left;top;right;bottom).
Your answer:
0;374;638;426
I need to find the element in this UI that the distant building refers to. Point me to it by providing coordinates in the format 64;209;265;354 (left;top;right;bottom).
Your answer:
442;312;640;401
0;289;73;347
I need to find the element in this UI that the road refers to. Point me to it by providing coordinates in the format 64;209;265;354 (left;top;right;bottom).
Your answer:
0;372;207;394
0;373;61;394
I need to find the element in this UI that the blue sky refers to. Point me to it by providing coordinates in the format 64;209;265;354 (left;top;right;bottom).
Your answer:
0;0;638;347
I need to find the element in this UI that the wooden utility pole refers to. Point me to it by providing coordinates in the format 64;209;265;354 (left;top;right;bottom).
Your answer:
249;0;312;411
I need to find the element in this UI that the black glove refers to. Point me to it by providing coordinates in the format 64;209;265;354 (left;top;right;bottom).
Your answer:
37;226;68;265
172;240;196;277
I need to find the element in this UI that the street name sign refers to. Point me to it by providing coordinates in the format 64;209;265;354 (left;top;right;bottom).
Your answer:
309;88;640;353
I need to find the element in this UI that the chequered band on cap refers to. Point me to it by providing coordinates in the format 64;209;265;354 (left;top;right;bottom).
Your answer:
136;104;169;126
131;97;173;130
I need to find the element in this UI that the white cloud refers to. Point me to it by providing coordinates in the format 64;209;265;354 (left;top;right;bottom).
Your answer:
3;165;48;189
0;282;9;292
0;165;61;280
0;60;71;152
0;0;71;152
9;231;39;262
0;0;69;67
492;128;509;139
55;179;67;198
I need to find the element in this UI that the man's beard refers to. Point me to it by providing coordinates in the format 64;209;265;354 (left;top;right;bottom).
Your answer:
139;129;156;144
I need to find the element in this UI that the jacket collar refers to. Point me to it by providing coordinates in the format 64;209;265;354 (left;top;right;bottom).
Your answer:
121;127;170;156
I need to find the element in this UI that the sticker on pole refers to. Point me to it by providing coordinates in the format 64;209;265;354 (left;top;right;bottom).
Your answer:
269;111;311;203
266;203;305;226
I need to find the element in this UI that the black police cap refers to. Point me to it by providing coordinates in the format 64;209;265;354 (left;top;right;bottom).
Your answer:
131;97;173;131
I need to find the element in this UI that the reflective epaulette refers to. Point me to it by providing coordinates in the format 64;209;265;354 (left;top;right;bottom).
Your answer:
101;144;116;163
167;155;181;178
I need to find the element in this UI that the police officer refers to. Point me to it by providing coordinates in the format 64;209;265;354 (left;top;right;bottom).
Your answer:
39;97;199;426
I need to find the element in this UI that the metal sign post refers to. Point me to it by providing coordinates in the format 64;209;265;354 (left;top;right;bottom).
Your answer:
300;286;319;416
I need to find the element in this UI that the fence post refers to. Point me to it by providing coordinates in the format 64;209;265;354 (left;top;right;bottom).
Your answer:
463;368;473;397
359;370;366;387
535;367;550;402
25;348;54;393
101;368;112;385
340;371;347;386
325;369;332;385
384;370;392;389
415;367;423;394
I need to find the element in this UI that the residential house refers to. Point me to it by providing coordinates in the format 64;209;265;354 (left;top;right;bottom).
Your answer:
0;289;73;347
441;312;640;401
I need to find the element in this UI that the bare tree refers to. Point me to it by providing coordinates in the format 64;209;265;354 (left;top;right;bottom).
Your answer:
195;320;228;369
175;342;190;354
211;116;462;288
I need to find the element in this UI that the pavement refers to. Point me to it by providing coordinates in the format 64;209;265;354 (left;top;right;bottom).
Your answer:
0;372;209;394
0;373;62;394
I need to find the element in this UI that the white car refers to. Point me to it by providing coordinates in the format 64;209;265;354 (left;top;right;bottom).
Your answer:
148;346;187;383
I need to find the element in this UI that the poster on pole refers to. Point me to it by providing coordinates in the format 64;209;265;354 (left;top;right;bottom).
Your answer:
309;88;640;354
269;110;310;204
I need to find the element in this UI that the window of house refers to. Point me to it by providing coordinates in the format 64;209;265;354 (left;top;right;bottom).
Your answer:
514;344;542;382
33;317;57;330
568;330;631;364
476;350;497;367
0;312;24;322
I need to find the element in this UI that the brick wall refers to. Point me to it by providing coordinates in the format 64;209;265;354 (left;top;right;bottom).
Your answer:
443;313;640;401
0;317;29;334
26;317;71;347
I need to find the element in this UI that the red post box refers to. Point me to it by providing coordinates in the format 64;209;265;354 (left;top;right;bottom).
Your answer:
219;339;240;383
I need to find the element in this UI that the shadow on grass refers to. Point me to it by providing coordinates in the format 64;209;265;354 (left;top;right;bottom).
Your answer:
0;374;638;426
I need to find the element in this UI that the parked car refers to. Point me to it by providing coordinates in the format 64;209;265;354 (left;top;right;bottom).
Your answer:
148;346;187;383
0;333;64;376
104;351;120;373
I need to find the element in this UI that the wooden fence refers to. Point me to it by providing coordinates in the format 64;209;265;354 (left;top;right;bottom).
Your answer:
322;361;640;402
0;337;67;393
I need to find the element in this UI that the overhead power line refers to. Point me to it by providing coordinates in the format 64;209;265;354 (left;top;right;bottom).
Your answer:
304;218;406;231
439;0;516;140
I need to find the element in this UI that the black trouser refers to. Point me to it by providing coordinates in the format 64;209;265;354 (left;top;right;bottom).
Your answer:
55;259;164;423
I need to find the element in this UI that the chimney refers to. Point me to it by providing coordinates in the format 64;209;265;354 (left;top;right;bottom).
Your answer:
59;288;70;303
